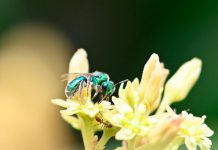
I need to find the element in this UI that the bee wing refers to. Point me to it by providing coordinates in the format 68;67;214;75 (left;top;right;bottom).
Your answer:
61;73;93;81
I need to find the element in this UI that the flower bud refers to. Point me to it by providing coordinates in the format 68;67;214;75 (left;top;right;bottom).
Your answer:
164;58;202;104
69;48;89;76
139;53;169;112
136;114;182;150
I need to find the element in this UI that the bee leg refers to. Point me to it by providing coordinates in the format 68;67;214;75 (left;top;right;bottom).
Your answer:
78;80;85;101
92;85;99;100
98;94;108;103
86;76;91;96
65;86;76;99
92;90;98;100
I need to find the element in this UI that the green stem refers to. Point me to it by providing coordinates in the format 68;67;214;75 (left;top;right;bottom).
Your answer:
79;115;95;150
95;128;115;150
127;137;136;150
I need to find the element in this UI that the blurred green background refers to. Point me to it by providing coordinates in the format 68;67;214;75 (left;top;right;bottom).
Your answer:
0;0;217;149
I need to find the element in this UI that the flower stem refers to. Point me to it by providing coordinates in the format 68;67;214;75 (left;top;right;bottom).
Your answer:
156;97;169;114
96;128;117;150
127;137;136;150
79;115;95;150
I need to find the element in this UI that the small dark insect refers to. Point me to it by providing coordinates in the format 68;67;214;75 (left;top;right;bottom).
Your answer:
95;116;112;128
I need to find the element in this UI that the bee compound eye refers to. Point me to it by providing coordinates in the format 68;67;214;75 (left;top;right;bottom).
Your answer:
101;82;108;91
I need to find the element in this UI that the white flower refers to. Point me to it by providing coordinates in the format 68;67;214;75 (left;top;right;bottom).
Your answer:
52;98;114;118
178;111;214;150
118;53;169;113
136;113;182;150
52;49;213;150
107;97;150;140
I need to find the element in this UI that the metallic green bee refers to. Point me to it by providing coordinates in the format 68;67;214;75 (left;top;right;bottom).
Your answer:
63;71;127;102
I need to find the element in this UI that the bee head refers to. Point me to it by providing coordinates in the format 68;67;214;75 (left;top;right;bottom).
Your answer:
101;81;115;95
93;71;110;84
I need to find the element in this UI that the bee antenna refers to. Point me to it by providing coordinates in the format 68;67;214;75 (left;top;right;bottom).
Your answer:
114;79;129;87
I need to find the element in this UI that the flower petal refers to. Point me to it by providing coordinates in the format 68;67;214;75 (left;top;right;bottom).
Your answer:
112;97;133;114
139;53;159;97
135;103;147;114
125;81;140;106
199;137;212;150
116;128;135;140
139;53;169;112
98;101;114;110
200;124;214;137
145;114;182;148
61;114;80;130
185;137;197;150
51;99;68;108
60;107;79;115
83;101;99;118
111;114;125;126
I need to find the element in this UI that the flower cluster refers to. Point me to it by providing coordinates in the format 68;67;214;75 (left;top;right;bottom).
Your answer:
52;49;213;150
